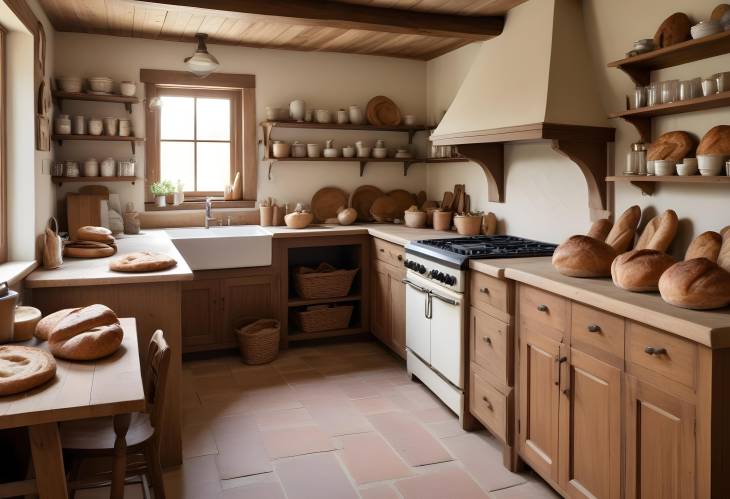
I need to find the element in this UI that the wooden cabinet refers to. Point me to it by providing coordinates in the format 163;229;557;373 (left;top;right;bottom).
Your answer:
221;274;278;347
181;279;220;349
370;239;406;359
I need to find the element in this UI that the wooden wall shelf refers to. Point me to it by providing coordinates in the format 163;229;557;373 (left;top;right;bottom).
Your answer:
607;31;730;86
52;134;145;154
609;91;730;142
606;175;730;195
51;176;136;186
261;120;429;146
265;156;465;179
52;91;139;113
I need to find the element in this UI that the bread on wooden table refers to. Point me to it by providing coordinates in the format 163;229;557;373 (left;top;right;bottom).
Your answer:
718;231;730;273
76;226;114;244
697;125;730;156
653;12;691;48
634;209;679;252
604;205;642;253
0;345;56;396
586;219;612;241
685;231;722;261
611;249;677;292
64;240;117;259
47;304;123;361
35;307;79;340
659;258;730;310
552;235;618;278
110;251;177;273
647;131;696;162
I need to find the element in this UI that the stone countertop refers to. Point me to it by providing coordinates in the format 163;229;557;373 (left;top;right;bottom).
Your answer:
24;231;194;289
263;224;457;246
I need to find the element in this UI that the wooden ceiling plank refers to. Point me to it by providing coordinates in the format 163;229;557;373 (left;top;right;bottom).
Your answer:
159;9;192;40
71;0;108;33
142;7;167;38
181;13;205;38
38;0;77;32
105;0;134;36
136;0;504;39
197;14;227;37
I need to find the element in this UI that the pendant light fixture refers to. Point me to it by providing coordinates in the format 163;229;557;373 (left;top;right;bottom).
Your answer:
184;33;219;77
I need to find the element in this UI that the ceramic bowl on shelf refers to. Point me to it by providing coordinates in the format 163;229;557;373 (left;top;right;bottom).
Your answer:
403;115;416;126
404;210;427;228
272;141;291;158
119;81;136;97
315;109;331;124
307;143;321;158
691;20;722;39
653;159;675;176
676;163;697;176
291;141;306;158
372;147;387;159
698;154;725;176
342;145;355;158
357;146;371;158
57;76;82;93
88;76;113;93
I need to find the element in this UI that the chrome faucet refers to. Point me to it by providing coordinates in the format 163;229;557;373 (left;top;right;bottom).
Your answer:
204;197;217;229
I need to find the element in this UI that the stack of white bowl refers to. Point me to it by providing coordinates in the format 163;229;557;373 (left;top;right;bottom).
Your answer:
691;20;722;39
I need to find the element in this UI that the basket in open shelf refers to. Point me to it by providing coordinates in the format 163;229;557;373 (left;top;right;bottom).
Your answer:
294;305;354;333
293;263;358;299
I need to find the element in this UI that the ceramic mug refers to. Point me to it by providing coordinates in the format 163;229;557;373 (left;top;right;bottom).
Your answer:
103;117;118;136
337;109;348;124
88;118;103;136
315;109;331;124
118;119;131;137
289;99;305;121
349;105;364;125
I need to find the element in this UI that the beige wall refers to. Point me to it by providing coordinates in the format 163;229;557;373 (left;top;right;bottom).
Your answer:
53;33;429;219
426;0;730;253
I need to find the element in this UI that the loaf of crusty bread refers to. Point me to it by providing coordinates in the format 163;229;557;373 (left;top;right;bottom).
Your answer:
64;241;117;259
719;232;730;273
110;251;177;273
611;249;677;292
634;210;679;252
35;308;79;340
586;219;612;241
605;205;642;253
552;235;618;278
697;125;730;156
47;304;123;361
658;258;730;310
685;231;722;261
76;226;114;244
647;131;696;162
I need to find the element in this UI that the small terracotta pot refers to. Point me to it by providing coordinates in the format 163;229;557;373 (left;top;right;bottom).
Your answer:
454;215;482;235
432;211;453;231
259;206;274;226
404;211;427;228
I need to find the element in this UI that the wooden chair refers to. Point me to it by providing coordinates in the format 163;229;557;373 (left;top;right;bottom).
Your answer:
60;330;171;499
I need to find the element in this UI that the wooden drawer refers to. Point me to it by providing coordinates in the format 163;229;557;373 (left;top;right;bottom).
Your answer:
627;322;697;389
470;369;509;443
470;271;510;319
519;285;568;333
570;302;625;361
470;306;511;386
372;237;404;268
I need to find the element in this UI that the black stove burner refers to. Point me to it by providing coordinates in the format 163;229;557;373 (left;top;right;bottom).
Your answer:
406;235;557;269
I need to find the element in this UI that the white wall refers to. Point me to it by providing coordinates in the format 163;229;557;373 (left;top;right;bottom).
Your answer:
53;33;429;213
426;0;730;253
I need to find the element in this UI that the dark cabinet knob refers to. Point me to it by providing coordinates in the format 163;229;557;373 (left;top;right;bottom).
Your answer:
482;396;493;410
479;287;490;294
644;346;667;356
587;324;601;333
537;304;548;312
482;336;492;345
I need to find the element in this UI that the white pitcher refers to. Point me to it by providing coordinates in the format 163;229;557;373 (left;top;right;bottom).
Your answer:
289;99;305;121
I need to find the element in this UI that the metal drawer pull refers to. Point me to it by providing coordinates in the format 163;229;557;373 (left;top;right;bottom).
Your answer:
537;304;548;312
482;336;492;345
644;346;667;356
479;287;490;294
379;248;385;252
587;324;601;333
555;355;567;385
482;396;493;410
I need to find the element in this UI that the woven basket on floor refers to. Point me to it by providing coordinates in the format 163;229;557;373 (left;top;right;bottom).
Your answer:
236;319;280;365
294;305;353;333
294;263;358;300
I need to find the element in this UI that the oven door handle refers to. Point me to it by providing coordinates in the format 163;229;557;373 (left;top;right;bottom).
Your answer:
429;291;459;307
402;279;428;294
402;279;433;319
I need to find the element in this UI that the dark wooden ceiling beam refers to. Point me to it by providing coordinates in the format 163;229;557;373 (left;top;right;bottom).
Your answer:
136;0;505;40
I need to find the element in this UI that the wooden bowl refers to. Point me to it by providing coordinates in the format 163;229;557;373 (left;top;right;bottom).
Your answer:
404;211;427;228
454;215;482;236
432;211;453;231
284;212;313;229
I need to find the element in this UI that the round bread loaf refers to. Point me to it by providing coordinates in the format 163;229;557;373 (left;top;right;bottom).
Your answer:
0;345;56;396
659;258;730;310
35;307;79;340
586;219;612;241
611;249;677;292
719;233;730;273
110;251;177;273
552;235;618;278
697;125;730;156
605;205;642;253
64;241;117;259
77;226;114;244
685;231;722;261
47;304;123;361
647;131;696;162
634;210;679;252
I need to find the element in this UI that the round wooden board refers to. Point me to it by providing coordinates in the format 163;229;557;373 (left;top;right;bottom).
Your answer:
349;185;384;222
311;187;349;223
387;189;417;219
0;345;56;396
370;195;400;222
366;96;401;126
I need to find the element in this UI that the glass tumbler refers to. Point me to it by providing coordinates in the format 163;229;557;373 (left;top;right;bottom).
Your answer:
647;83;659;106
679;80;694;101
633;86;647;108
660;80;679;104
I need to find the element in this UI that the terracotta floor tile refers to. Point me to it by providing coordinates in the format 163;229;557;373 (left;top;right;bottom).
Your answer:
255;407;314;430
220;481;287;499
210;414;258;441
183;423;218;458
306;399;373;436
427;419;468;439
340;432;412;484
275;453;359;499
396;468;488;499
215;433;272;479
352;396;402;415
491;478;561;498
368;412;453;466
441;432;525;491
411;404;456;423
172;455;223;499
262;426;335;458
336;379;383;399
359;484;401;499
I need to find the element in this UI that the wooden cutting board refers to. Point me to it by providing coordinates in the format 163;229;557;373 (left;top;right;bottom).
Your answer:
67;194;105;240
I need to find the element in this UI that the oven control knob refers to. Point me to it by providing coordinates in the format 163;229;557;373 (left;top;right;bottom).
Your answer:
417;264;426;274
436;272;445;282
429;270;438;279
445;275;456;285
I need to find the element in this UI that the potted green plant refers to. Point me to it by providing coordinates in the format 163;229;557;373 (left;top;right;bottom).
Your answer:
150;180;175;207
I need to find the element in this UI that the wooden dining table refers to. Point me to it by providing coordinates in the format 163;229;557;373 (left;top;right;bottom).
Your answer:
0;318;146;499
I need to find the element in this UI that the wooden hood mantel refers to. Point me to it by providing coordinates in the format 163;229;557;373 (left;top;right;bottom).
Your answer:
431;122;615;221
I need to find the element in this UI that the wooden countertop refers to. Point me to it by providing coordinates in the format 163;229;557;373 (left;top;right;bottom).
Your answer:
469;257;552;279
24;231;193;289
499;259;730;349
263;224;456;246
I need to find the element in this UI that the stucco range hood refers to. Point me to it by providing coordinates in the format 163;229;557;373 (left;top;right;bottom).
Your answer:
431;0;615;220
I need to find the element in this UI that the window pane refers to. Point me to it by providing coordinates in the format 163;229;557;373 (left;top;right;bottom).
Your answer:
161;141;195;190
160;96;194;140
196;98;230;140
196;142;230;191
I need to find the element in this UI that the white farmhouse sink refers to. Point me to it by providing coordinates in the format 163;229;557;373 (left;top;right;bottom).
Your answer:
166;226;272;270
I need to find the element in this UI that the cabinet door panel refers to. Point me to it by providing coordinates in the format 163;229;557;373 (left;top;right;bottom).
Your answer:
625;375;695;499
181;280;219;348
222;275;277;345
371;260;391;345
518;322;561;482
560;349;621;499
388;266;406;359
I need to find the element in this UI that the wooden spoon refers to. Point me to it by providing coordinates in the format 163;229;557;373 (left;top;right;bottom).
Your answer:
441;191;453;210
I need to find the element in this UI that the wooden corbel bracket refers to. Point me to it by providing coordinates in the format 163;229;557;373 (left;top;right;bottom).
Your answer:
454;143;505;203
551;139;610;221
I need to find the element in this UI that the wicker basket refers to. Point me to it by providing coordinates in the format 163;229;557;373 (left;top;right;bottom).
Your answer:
294;263;358;299
294;305;353;333
236;319;280;365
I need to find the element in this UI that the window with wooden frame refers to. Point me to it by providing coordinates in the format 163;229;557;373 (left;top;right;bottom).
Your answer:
141;70;256;209
0;25;7;264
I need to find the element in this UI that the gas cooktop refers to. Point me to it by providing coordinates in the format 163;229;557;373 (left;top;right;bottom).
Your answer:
406;235;557;269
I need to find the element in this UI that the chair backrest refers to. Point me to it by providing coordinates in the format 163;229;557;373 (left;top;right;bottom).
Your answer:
143;330;171;430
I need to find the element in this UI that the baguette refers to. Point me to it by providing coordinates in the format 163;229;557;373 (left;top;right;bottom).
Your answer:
658;258;730;310
634;210;678;252
685;231;722;262
605;205;642;253
586;219;612;241
552;235;618;278
611;249;677;292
